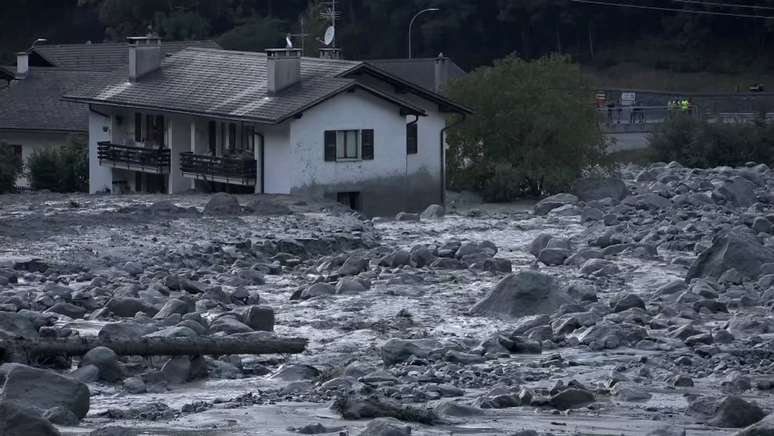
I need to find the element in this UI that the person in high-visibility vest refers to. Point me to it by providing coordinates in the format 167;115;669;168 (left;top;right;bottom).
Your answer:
680;99;689;112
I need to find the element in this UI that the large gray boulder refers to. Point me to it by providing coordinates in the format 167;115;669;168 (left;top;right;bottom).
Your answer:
381;338;442;366
471;271;570;319
622;193;672;210
80;346;123;382
574;177;628;201
204;193;242;215
734;413;774;435
0;401;61;436
0;363;90;419
534;193;578;216
358;418;412;436
0;311;40;339
709;396;765;428
713;177;756;208
687;227;774;281
420;204;445;220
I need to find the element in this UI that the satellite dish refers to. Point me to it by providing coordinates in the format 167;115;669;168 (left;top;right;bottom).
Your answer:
285;34;293;49
323;26;335;46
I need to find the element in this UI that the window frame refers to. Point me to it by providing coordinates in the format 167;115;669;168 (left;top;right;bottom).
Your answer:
336;129;360;160
324;129;374;162
406;122;418;155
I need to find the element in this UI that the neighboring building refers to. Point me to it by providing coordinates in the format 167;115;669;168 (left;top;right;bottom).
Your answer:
0;40;219;188
367;54;466;95
64;38;471;216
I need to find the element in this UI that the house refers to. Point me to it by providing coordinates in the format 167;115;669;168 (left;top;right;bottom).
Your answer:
0;40;219;188
367;55;466;95
63;37;471;216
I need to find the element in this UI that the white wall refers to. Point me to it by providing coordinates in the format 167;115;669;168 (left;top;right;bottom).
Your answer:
288;90;408;188
89;109;113;193
167;116;189;194
0;131;80;188
262;123;291;194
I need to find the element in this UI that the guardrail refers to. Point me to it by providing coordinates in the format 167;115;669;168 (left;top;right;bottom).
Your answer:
180;152;257;186
96;142;170;174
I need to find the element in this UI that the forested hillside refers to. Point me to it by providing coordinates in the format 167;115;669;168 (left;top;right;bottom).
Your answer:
3;0;774;78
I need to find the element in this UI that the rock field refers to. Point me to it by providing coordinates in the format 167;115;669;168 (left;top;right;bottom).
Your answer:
2;162;774;435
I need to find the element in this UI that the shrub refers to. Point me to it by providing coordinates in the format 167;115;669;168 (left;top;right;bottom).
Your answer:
649;114;774;168
446;54;607;199
481;167;525;203
26;139;88;192
0;143;21;193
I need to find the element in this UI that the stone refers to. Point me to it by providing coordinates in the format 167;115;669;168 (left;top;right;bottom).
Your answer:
204;193;242;215
381;338;442;366
534;193;578;216
244;198;292;215
612;384;652;402
529;233;554;257
301;282;336;299
241;305;274;331
336;277;368;294
271;364;320;381
574;177;628;201
338;255;369;276
80;346;123;382
622;193;672;210
580;259;620;276
420;204;445;220
43;406;80;426
612;293;646;312
161;356;191;385
153;298;192;319
753;217;773;234
709;396;765;428
0;363;90;419
549;388;595;410
471;271;570;319
0;311;40;339
209;316;253;335
123;261;143;275
45;302;87;319
435;401;484;417
124;376;146;394
358;418;411;436
687;227;774;281
714;177;756;207
0;401;60;436
734;413;774;435
106;297;158;317
538;248;570;266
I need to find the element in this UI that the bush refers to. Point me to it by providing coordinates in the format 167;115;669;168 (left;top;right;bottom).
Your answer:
649;114;774;168
0;143;21;193
446;54;607;199
27;139;88;192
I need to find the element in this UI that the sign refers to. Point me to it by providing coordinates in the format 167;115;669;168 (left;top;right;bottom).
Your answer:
620;92;637;106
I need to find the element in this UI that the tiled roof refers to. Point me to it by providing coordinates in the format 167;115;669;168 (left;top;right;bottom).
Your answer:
64;48;428;124
0;68;109;132
32;40;221;71
367;57;466;94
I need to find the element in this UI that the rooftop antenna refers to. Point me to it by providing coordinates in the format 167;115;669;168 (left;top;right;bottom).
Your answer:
285;34;294;49
320;0;341;48
290;16;310;54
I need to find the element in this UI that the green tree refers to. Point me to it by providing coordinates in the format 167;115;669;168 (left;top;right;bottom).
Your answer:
0;143;21;193
217;16;286;52
26;138;88;192
446;54;606;199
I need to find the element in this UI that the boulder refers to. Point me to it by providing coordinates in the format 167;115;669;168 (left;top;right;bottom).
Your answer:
241;306;274;331
45;302;87;319
244;198;292;215
335;278;368;294
471;271;570;319
0;311;40;339
574;177;628;201
381;338;442;366
160;356;192;385
714;177;756;207
153;298;192;320
549;388;595;410
0;401;61;436
622;193;672;210
106;297;158;317
301;282;336;299
358;418;412;436
271;364;320;381
734;413;774;435
80;346;123;382
395;212;420;221
534;193;578;216
538;248;570;266
687;227;774;281
204;193;242;215
338;256;369;276
528;234;554;257
612;293;646;312
420;204;445;220
709;396;765;428
0;363;90;419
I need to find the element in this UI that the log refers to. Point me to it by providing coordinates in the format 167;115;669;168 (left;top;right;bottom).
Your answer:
0;335;307;362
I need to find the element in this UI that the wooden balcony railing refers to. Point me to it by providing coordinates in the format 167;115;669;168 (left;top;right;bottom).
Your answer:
97;141;170;174
180;152;257;186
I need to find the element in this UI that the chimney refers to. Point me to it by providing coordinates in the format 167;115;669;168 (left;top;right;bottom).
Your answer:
319;48;342;60
15;52;29;79
266;48;302;93
434;53;448;94
128;36;162;82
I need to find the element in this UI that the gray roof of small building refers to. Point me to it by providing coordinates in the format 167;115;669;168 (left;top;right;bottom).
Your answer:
31;40;221;71
64;48;436;124
367;57;466;94
0;68;108;132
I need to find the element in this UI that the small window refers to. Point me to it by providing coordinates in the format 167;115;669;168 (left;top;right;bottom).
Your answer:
134;113;142;142
337;130;359;159
324;129;374;161
406;123;418;154
228;123;237;152
208;121;217;155
242;125;255;154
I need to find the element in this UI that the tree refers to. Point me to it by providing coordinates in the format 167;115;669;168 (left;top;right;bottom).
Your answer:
0;143;21;194
217;16;286;52
445;54;606;200
26;137;88;192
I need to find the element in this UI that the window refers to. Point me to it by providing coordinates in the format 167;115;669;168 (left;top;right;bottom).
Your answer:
134;113;142;142
144;114;165;146
228;123;237;152
324;129;374;161
208;121;217;155
406;123;418;154
241;125;255;154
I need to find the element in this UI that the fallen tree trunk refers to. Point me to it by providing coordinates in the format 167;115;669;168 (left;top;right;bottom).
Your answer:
0;335;307;363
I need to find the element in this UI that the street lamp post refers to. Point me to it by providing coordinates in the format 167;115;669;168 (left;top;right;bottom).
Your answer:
408;8;440;59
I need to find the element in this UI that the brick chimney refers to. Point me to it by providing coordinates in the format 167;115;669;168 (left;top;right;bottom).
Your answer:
266;48;302;93
434;52;448;94
15;52;29;79
128;36;162;82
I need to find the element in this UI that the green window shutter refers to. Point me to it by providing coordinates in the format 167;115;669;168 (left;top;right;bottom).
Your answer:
324;130;336;161
361;129;374;160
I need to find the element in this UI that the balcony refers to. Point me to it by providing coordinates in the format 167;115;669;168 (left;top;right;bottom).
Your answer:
97;142;170;174
180;152;257;186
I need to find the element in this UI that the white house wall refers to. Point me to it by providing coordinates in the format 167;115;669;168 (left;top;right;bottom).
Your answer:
262;123;291;194
0;130;81;188
287;89;441;216
88;108;113;193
